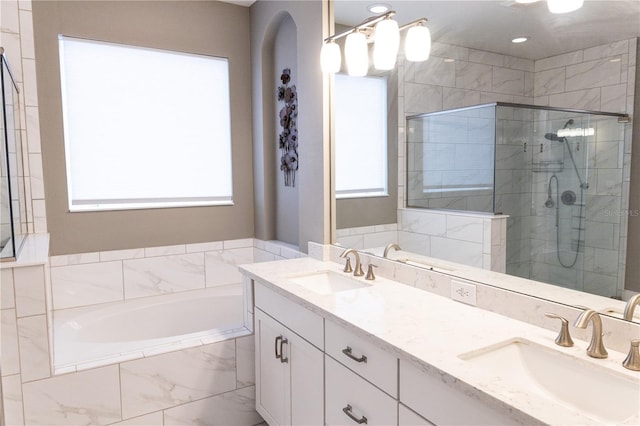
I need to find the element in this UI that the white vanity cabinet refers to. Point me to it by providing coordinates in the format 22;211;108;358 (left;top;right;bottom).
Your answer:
254;283;324;426
399;359;521;426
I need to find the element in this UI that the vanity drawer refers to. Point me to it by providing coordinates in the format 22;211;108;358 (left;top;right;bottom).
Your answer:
254;281;324;349
400;359;520;425
325;355;398;426
325;319;398;397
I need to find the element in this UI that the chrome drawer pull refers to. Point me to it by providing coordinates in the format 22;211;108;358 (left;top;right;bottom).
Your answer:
280;338;289;363
342;346;367;363
342;404;367;424
275;335;282;359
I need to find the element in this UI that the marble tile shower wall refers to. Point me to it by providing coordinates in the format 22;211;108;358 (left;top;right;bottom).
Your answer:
0;0;47;235
1;239;301;425
531;38;636;297
396;39;635;294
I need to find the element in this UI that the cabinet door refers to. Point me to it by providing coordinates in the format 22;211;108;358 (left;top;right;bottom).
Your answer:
289;330;324;426
399;404;434;426
255;308;324;426
255;309;288;426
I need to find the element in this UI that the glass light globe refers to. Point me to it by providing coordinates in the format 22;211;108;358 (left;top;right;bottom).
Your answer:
373;18;400;70
345;31;369;76
405;25;431;62
320;41;341;73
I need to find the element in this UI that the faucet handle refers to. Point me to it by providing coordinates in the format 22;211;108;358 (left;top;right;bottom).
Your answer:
623;339;640;371
544;313;574;347
343;257;353;273
365;264;377;281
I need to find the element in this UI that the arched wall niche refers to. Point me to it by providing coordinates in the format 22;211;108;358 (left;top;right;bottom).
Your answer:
250;1;331;252
259;11;299;245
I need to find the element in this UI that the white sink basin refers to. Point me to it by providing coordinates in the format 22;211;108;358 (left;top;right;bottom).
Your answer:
459;339;640;424
286;271;371;295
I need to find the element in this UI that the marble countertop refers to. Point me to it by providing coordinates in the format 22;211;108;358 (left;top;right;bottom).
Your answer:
240;257;640;426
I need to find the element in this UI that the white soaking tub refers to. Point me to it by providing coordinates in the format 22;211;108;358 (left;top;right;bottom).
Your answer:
53;285;249;373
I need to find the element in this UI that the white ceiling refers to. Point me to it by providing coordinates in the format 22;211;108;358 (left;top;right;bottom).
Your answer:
334;0;640;60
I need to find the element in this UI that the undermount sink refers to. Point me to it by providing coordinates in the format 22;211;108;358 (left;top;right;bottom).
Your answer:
459;339;640;424
286;270;371;295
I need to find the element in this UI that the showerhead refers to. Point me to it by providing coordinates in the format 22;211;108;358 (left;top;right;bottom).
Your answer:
544;119;575;142
544;132;564;142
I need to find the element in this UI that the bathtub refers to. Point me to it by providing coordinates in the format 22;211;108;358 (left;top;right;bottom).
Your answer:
53;285;250;373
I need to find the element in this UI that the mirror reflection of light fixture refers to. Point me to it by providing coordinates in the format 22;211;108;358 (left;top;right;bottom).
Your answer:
404;19;431;62
320;11;431;76
547;0;583;13
345;31;369;76
557;127;595;137
373;17;400;70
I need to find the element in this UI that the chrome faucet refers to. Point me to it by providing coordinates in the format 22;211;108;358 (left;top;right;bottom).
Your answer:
623;294;640;321
340;248;364;277
383;243;401;258
574;309;608;358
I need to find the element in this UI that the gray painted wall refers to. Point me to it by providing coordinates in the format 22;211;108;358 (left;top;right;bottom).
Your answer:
32;0;254;255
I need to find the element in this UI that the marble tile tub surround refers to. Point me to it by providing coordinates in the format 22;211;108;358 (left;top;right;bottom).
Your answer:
241;256;640;426
1;238;301;425
308;242;640;354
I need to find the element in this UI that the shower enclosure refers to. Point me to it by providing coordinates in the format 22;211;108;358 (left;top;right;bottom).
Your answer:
1;48;27;260
406;102;629;298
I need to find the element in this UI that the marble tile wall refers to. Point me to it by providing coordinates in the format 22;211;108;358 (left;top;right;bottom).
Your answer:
0;0;46;234
337;212;507;273
1;238;301;425
335;223;398;250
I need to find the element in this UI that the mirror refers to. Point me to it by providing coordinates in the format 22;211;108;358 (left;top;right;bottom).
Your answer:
330;1;640;322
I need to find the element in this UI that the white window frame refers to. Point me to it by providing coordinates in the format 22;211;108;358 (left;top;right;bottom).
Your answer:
58;35;234;212
334;73;388;199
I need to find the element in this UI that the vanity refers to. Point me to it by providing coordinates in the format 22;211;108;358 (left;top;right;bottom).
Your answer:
240;256;640;426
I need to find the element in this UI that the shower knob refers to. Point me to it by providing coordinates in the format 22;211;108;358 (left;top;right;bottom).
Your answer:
561;190;577;205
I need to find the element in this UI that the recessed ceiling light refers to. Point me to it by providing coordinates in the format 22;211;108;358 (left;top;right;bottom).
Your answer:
368;3;391;14
515;0;540;3
512;37;528;43
443;58;455;63
610;57;621;62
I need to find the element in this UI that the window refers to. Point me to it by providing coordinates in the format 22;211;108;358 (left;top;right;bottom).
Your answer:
58;36;233;212
334;74;388;198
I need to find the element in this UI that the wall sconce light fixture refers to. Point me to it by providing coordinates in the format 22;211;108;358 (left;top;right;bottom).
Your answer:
321;11;431;75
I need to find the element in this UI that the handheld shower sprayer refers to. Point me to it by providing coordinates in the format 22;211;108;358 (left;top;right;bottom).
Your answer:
545;182;555;208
